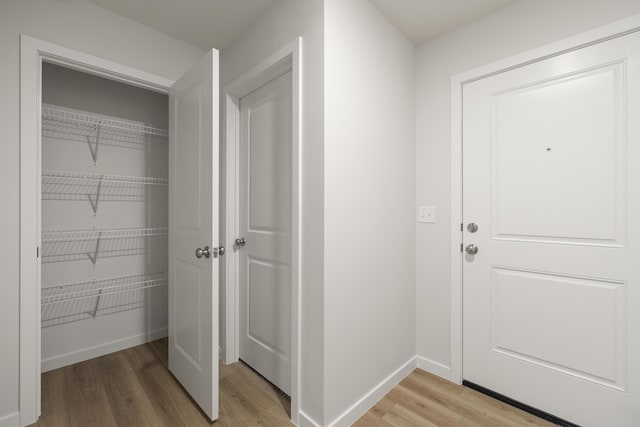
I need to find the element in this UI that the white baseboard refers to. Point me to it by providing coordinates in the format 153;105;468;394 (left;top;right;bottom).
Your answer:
416;355;452;381
297;410;322;427
0;412;19;427
328;356;417;427
42;327;168;372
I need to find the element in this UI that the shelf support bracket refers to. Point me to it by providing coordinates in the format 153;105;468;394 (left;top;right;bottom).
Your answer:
86;231;102;266
85;124;101;165
87;177;103;216
91;289;103;318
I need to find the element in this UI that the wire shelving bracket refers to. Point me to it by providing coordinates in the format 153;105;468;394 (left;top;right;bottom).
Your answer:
85;124;101;165
86;231;102;266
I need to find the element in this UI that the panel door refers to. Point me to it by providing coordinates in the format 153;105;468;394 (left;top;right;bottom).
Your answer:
168;49;219;421
463;33;640;426
238;70;293;395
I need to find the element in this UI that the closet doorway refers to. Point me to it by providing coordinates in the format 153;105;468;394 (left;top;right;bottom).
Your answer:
39;63;170;373
223;39;302;423
19;36;220;426
237;68;294;396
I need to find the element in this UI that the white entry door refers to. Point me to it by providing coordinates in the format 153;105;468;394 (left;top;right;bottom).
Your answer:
238;70;293;395
463;33;640;426
168;49;219;421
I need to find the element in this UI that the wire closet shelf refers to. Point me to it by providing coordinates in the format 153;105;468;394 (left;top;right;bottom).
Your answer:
42;105;169;137
42;272;168;306
41;272;168;327
41;105;168;162
41;226;168;265
41;170;168;214
42;226;168;243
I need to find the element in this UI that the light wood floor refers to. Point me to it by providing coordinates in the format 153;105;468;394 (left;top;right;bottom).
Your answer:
33;338;291;426
356;369;555;427
33;339;555;426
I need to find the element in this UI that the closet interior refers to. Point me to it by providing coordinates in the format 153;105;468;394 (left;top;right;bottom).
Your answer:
40;62;169;372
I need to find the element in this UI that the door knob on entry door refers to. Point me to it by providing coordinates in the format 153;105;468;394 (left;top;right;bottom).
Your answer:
235;237;246;247
465;244;479;255
195;246;211;258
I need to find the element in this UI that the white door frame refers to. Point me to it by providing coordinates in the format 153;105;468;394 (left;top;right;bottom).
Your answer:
223;38;302;424
449;15;640;385
19;34;174;427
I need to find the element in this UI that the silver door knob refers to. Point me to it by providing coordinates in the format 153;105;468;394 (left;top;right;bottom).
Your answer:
218;246;226;256
195;246;211;258
465;244;478;255
235;237;246;247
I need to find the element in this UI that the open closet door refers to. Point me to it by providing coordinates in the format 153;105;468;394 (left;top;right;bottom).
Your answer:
168;49;219;421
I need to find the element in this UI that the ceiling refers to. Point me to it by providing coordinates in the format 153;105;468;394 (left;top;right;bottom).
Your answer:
84;0;518;50
84;0;276;50
369;0;518;45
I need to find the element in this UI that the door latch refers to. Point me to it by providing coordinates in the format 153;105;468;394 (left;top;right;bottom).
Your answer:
196;245;225;258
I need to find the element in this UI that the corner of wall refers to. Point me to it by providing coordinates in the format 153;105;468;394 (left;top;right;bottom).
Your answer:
326;357;417;427
416;355;452;381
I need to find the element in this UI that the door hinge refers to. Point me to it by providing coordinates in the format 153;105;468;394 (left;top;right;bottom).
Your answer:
37;246;40;258
460;223;463;232
460;243;463;253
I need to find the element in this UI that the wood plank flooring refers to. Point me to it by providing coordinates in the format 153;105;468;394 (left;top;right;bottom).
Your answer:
355;369;556;427
34;338;291;427
33;339;554;426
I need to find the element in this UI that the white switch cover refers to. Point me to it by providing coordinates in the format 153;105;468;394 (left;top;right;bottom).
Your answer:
418;206;435;223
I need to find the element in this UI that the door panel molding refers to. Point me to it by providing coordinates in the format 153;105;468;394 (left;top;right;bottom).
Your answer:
489;267;627;391
223;38;302;425
450;15;640;387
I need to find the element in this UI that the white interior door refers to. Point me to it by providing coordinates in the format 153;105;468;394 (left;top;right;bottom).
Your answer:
462;33;640;426
168;49;219;421
238;70;293;395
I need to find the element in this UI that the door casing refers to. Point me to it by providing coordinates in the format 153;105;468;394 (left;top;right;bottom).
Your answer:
19;35;175;427
222;38;302;424
449;15;640;385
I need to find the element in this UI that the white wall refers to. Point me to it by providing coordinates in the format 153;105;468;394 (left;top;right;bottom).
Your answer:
219;0;326;423
42;62;169;128
324;0;415;424
0;0;203;422
416;0;640;376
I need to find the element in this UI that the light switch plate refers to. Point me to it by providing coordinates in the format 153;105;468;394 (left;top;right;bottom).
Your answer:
418;206;435;223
